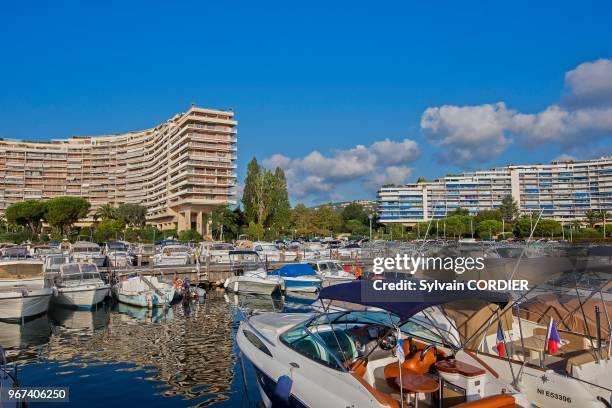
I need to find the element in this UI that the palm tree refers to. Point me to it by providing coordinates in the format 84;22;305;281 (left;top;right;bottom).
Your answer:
584;209;599;228
96;203;118;220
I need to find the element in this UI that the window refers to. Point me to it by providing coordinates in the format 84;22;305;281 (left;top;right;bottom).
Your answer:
243;330;272;357
280;325;346;370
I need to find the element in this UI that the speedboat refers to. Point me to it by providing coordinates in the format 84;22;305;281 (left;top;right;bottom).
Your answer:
153;244;192;266
224;250;284;295
267;264;322;294
113;275;176;308
45;263;110;309
237;281;529;408
0;246;53;321
307;260;356;287
70;241;106;267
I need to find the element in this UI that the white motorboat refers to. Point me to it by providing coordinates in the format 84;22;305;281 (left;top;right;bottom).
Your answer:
71;241;106;267
113;275;176;308
0;247;53;321
153;244;192;266
253;241;282;262
105;241;133;268
307;259;356;287
238;281;529;408
267;264;322;293
200;242;234;264
224;250;284;295
45;263;110;309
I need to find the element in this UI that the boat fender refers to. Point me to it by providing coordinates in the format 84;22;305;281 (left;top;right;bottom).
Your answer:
272;375;293;407
174;279;184;289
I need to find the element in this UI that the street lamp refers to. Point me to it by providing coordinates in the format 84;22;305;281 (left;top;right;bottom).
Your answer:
368;214;373;241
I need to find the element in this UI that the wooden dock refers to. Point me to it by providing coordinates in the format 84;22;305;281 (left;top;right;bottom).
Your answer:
109;257;375;288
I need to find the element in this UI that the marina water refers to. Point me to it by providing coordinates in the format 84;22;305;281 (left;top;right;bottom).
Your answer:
1;290;294;407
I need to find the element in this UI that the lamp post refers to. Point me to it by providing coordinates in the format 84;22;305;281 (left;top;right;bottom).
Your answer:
368;214;373;241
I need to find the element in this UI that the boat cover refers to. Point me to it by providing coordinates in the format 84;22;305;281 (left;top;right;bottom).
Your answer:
318;280;510;321
268;264;316;277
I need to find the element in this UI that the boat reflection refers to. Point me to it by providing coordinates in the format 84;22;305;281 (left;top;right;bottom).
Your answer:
49;302;111;333
115;301;175;323
41;290;236;404
0;314;51;361
224;291;284;314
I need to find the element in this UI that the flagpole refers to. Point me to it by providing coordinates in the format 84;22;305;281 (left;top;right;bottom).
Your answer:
544;318;553;355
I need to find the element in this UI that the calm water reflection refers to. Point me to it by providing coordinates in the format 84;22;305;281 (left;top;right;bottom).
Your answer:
1;290;313;407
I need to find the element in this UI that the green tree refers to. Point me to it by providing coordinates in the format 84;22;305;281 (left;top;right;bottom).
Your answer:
499;195;519;223
291;203;316;236
266;167;291;231
210;204;240;241
96;203;118;220
341;203;367;225
449;207;470;216
535;219;562;237
584;209;599;227
476;220;503;239
178;229;203;242
117;203;147;227
474;209;502;224
346;219;368;238
244;221;265;240
242;158;267;224
315;205;343;236
444;215;471;238
5;200;47;236
45;197;91;235
417;176;427;183
93;219;125;242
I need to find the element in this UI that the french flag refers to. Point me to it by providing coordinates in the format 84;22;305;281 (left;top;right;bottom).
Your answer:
496;321;505;357
547;319;561;354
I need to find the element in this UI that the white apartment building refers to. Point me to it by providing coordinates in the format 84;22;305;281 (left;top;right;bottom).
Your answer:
377;157;612;224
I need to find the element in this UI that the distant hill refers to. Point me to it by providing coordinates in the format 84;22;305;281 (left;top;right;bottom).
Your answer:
311;199;377;212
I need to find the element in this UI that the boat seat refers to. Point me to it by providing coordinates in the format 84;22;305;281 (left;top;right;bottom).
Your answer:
452;394;520;408
351;373;401;408
347;358;401;408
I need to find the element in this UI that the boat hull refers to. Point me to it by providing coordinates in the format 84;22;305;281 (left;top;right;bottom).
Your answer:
0;289;53;320
283;277;321;293
224;276;283;295
53;285;110;308
116;290;175;308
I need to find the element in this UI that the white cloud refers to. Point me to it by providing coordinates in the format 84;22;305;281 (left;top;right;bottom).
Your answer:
553;153;576;162
420;57;612;164
263;138;420;201
421;103;512;165
371;138;420;165
564;58;612;107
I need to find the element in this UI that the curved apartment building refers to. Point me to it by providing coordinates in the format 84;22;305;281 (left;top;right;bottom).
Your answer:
0;105;237;237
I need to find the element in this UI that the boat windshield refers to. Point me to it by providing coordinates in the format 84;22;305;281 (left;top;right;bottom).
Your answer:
280;310;450;372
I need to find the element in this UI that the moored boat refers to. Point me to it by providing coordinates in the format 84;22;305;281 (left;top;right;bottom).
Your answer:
267;264;322;293
223;250;284;295
113;275;176;308
0;246;53;321
45;263;110;309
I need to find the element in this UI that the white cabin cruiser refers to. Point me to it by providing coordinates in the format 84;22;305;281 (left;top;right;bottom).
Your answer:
0;247;53;321
308;259;356;287
71;241;106;267
224;251;284;295
238;281;529;408
45;263;110;309
153;244;192;266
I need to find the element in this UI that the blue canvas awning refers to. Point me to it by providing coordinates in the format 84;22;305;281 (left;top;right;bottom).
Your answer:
268;263;316;277
318;280;510;321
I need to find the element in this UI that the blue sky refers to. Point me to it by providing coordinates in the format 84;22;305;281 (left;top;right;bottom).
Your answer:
1;0;611;205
